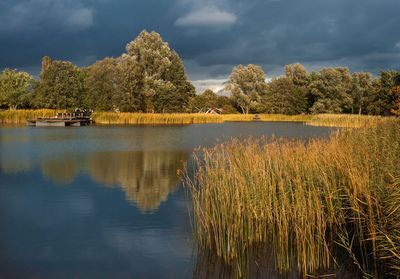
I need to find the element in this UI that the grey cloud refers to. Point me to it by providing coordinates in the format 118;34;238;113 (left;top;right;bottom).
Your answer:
0;0;94;34
0;0;399;83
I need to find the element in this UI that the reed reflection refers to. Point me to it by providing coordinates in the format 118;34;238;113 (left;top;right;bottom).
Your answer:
87;150;188;212
193;247;359;279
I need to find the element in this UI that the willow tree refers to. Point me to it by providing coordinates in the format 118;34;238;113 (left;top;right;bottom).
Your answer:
124;31;195;112
225;64;267;114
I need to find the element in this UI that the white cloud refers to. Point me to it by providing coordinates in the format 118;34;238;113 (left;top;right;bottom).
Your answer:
396;42;400;49
175;6;237;27
191;79;227;94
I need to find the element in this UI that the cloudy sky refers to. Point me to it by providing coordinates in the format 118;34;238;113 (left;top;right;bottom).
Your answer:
1;0;400;92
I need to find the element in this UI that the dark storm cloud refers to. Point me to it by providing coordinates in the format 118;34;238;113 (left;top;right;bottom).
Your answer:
0;0;399;83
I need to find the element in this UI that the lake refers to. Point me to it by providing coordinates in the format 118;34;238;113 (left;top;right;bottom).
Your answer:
0;122;334;279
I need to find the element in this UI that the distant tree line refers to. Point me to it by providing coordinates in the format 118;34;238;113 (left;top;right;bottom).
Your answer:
225;63;400;116
0;30;399;116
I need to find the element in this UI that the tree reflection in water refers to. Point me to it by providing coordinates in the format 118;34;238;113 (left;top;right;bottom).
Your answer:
87;150;188;212
4;149;188;212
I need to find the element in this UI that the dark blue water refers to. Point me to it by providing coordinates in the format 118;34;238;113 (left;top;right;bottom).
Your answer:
0;122;334;279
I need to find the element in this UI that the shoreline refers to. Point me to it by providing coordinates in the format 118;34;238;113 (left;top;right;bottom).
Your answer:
1;110;397;128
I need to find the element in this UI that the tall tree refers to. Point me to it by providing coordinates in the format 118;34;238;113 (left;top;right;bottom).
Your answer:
0;69;34;109
309;67;352;113
84;57;118;111
350;72;374;114
188;89;218;112
125;31;195;112
366;71;399;115
264;77;308;114
35;57;85;109
113;54;144;112
225;64;267;114
285;63;309;87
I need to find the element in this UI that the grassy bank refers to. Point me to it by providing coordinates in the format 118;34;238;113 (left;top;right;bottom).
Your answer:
185;121;400;278
0;109;397;127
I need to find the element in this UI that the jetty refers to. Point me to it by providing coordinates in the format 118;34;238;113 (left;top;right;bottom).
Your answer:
27;111;93;127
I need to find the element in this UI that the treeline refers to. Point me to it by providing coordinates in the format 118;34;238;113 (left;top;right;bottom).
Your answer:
0;30;399;116
0;31;195;113
225;64;400;116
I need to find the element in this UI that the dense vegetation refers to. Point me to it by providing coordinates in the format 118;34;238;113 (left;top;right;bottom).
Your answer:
0;30;399;116
186;119;400;278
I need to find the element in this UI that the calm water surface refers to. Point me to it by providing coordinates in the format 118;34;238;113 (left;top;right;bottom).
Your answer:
0;122;334;279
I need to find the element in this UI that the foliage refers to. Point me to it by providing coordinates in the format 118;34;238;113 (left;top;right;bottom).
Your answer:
365;71;398;115
84;57;118;111
35;57;85;109
125;31;195;112
225;64;267;114
0;69;34;109
309;67;353;113
263;77;308;114
350;72;374;114
113;54;144;112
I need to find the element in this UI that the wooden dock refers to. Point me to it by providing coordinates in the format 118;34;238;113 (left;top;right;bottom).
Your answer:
27;112;92;127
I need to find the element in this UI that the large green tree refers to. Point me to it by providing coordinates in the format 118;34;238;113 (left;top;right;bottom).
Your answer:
113;54;144;112
285;63;309;87
125;31;195;112
365;71;399;115
264;77;308;114
0;69;34;109
225;64;267;114
350;72;374;114
35;57;85;109
84;57;118;111
188;89;218;112
309;67;352;113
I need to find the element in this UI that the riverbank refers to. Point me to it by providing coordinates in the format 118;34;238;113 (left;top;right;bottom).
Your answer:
0;109;397;127
185;121;400;278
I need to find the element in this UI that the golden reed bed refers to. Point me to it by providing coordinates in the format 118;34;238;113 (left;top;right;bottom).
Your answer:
185;121;400;278
1;109;397;127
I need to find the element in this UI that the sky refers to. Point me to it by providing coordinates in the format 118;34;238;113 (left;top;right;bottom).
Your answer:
0;0;400;93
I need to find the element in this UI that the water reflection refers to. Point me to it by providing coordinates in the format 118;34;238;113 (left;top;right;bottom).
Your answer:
87;150;188;212
20;150;188;212
193;248;360;279
0;124;336;278
40;156;82;184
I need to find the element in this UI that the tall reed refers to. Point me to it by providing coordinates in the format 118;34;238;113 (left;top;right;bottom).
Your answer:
0;109;60;124
306;113;398;128
185;121;400;278
0;109;397;128
92;112;223;125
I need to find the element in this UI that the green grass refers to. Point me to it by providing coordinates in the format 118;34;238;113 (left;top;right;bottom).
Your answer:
185;120;400;278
